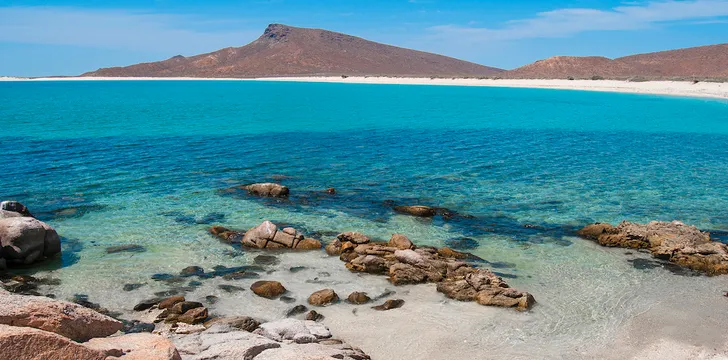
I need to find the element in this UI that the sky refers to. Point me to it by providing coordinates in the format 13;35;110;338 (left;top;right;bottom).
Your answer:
1;0;728;76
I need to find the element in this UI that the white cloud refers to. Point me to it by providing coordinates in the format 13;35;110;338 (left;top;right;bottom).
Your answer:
429;0;728;42
0;6;260;54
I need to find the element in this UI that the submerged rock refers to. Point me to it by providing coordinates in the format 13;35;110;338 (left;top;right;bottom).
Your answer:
372;299;405;311
578;221;728;275
347;291;371;305
285;305;308;317
241;221;322;250
305;310;324;322
105;244;146;254
238;183;290;198
393;205;437;217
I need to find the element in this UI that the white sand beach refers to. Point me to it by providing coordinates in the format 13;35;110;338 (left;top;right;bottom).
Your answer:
2;76;727;100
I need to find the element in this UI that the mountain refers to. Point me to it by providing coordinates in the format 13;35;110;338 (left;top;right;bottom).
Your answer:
504;44;728;79
83;24;503;78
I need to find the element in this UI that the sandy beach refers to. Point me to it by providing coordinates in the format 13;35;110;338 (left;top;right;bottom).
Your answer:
1;76;727;100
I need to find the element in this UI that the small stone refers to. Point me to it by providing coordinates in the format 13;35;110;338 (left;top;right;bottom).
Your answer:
280;296;296;303
176;307;208;324
158;295;185;309
133;299;160;311
289;266;307;273
205;295;219;304
372;299;405;311
251;281;286;299
346;292;371;305
305;310;324;322
170;301;203;315
308;289;339;306
286;305;309;317
180;266;204;276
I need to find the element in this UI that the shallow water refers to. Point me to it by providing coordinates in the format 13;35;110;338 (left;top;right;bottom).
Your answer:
2;81;728;359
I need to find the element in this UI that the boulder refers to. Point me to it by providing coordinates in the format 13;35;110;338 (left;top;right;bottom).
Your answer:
436;269;535;311
393;205;436;217
0;217;61;265
242;221;320;250
85;333;181;360
325;239;343;256
0;324;107;360
172;326;281;359
346;292;371;305
0;201;33;217
169;301;203;315
0;292;123;341
578;221;728;275
158;296;186;310
239;183;289;198
176;307;208;325
307;289;339;306
345;255;389;274
250;281;286;299
388;234;414;250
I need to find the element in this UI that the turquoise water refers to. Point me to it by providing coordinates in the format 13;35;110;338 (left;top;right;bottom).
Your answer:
2;80;728;358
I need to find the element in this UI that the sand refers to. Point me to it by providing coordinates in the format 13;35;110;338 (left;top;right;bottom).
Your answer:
1;76;727;100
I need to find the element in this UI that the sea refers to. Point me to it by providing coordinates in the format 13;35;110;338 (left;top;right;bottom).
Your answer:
1;80;727;359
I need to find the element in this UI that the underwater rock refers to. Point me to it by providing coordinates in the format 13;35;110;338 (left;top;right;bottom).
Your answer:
218;284;246;293
238;183;290;198
285;305;308;317
444;237;479;251
105;244;146;254
179;266;205;277
254;254;280;266
307;289;339;306
305;310;324;322
393;205;436;217
578;220;728;275
241;221;322;250
123;283;146;291
0;217;61;266
250;281;286;299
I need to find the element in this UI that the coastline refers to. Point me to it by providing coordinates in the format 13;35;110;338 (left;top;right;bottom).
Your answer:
1;76;727;100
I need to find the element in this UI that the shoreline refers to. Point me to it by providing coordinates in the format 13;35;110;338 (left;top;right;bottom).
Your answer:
1;76;727;100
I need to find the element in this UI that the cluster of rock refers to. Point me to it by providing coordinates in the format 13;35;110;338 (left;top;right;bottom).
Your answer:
326;232;535;311
235;183;290;198
0;289;180;360
0;201;61;269
210;221;322;250
578;220;728;275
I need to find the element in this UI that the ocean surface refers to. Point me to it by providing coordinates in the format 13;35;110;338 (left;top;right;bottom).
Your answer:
2;80;728;359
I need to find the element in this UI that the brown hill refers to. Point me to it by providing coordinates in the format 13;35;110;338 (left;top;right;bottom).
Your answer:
83;24;503;78
504;44;728;79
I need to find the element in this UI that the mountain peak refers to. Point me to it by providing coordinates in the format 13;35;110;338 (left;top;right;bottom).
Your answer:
262;23;294;41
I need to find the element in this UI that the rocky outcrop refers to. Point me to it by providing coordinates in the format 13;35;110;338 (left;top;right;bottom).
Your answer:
0;216;61;266
237;183;289;198
393;205;437;217
578;221;728;275
239;221;322;250
0;201;33;218
0;324;107;360
174;320;369;360
327;232;535;311
85;333;182;360
0;291;123;341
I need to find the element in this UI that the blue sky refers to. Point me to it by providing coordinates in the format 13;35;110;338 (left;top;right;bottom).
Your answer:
1;0;728;76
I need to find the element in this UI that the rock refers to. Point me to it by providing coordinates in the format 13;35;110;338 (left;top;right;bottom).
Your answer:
250;281;286;299
393;205;436;217
173;326;281;359
325;239;343;256
133;299;161;311
296;238;322;250
372;299;405;311
436;269;536;311
123;283;146;292
85;332;181;360
337;232;370;245
345;255;389;274
308;289;339;306
0;201;33;217
239;183;290;198
289;266;307;273
305;310;324;322
174;323;207;335
218;284;246;293
578;221;728;275
394;249;428;267
437;247;468;259
0;324;107;360
254;254;280;266
253;343;370;360
346;292;371;305
279;296;296;303
444;237;479;250
170;301;203;315
0;292;123;341
0;217;61;265
105;244;146;254
125;321;155;334
176;307;208;325
325;188;337;195
159;296;186;310
388;234;414;250
203;316;260;332
205;295;218;304
255;319;332;341
286;305;308;317
180;266;204;276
